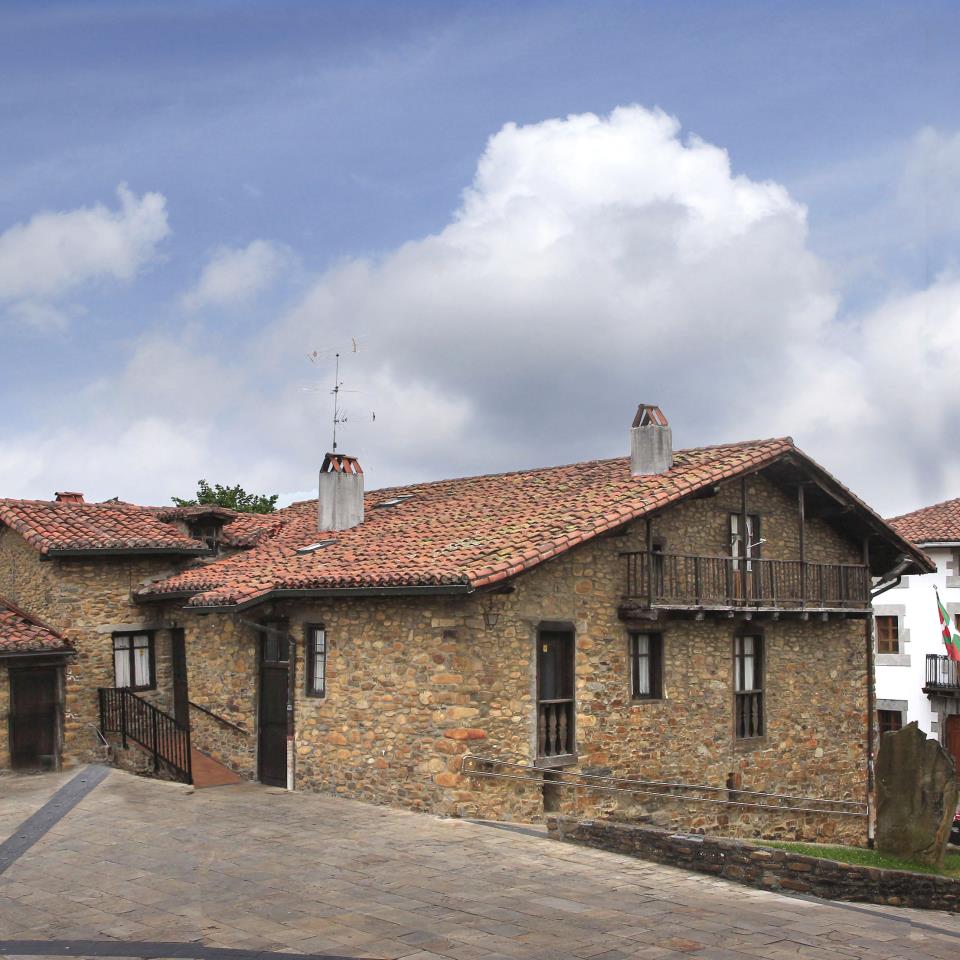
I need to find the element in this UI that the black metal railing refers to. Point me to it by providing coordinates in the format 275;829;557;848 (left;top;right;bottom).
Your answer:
99;687;192;783
623;551;870;610
925;654;960;691
537;699;574;759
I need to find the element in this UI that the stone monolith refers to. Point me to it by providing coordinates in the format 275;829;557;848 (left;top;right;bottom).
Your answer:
876;721;958;867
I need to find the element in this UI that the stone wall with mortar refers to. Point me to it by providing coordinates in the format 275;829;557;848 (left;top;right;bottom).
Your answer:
0;527;190;768
175;471;870;842
548;816;959;913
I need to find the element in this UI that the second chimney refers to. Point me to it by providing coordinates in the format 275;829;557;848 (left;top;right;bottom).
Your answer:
630;405;673;476
318;453;364;531
55;491;85;503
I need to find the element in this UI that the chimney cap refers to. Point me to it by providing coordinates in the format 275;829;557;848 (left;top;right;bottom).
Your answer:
320;453;363;475
54;491;85;503
631;405;668;428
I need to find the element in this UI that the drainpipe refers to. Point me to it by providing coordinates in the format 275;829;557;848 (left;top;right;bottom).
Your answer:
238;615;297;792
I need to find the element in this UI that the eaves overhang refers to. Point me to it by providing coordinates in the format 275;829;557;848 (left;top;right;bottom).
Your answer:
44;546;210;559
182;583;475;615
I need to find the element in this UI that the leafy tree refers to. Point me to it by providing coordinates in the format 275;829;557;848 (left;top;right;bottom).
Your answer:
172;480;278;514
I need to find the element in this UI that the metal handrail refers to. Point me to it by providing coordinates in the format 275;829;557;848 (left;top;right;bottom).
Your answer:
460;754;866;818
188;699;248;735
98;687;192;784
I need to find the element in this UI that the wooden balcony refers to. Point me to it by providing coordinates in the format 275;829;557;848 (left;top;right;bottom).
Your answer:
621;551;870;618
924;654;960;695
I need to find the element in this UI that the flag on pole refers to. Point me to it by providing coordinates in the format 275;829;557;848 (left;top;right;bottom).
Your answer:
935;587;960;662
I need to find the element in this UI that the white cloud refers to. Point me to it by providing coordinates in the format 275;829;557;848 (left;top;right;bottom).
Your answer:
3;106;958;516
0;185;169;305
182;239;290;310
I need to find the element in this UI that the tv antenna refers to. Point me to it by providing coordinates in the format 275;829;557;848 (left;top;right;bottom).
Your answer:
307;345;375;452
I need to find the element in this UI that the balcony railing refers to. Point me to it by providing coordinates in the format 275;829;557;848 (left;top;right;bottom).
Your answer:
537;698;574;759
924;654;960;692
622;551;870;611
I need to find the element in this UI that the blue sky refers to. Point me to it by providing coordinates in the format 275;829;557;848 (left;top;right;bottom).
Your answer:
2;1;959;514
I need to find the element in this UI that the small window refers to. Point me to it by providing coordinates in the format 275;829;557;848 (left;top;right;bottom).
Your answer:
734;634;763;739
305;624;326;698
629;633;663;700
113;633;155;691
877;709;903;735
260;629;289;663
876;615;899;654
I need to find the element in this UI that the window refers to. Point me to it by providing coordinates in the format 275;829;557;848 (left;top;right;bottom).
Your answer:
260;629;289;663
734;634;763;739
877;709;903;735
305;624;326;698
113;633;155;690
730;514;762;570
629;633;663;699
876;615;899;654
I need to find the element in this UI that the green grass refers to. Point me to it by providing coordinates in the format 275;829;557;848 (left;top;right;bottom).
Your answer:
759;840;960;878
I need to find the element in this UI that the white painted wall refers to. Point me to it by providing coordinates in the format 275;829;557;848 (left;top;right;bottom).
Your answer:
873;545;960;738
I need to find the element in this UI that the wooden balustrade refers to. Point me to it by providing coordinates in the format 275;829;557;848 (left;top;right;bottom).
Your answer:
537;698;574;758
623;551;869;611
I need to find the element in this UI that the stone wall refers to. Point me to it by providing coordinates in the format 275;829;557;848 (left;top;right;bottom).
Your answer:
176;471;870;841
0;527;188;768
548;817;960;913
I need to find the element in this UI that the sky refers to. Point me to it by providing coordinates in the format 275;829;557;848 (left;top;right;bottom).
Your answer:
2;0;959;516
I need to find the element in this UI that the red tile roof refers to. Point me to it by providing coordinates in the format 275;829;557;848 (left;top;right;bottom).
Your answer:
0;597;73;657
889;497;960;545
0;499;210;555
140;438;814;610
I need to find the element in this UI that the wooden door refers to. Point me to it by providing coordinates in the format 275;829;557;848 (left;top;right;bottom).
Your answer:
536;627;575;759
257;631;289;787
947;715;960;780
10;666;60;770
171;628;189;728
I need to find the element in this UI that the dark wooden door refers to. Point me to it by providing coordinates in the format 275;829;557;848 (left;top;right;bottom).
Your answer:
947;715;960;780
258;632;289;787
171;628;189;728
10;667;60;770
536;627;575;759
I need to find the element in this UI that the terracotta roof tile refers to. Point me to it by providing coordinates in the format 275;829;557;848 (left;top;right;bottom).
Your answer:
0;499;209;555
889;497;960;545
140;438;802;609
0;597;73;657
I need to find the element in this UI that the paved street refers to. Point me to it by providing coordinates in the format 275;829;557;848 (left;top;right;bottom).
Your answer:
0;768;958;960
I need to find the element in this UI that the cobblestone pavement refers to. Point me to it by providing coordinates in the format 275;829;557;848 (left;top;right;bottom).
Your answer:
0;767;958;959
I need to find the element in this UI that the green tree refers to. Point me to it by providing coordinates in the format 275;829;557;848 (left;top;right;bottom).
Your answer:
172;480;278;514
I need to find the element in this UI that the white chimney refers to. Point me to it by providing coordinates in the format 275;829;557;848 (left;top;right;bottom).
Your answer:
318;453;364;531
630;405;673;476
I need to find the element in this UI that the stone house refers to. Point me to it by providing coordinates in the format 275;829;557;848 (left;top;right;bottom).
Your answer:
874;497;960;771
0;408;932;841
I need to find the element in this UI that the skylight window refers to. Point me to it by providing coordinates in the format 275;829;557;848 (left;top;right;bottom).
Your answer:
297;539;336;554
374;495;414;509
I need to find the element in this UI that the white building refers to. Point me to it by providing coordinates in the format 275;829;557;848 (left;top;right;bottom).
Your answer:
876;496;960;771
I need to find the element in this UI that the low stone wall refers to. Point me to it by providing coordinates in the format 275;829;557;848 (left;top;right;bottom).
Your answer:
547;816;960;913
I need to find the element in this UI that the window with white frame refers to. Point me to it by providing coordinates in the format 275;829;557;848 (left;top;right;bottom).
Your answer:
113;632;154;690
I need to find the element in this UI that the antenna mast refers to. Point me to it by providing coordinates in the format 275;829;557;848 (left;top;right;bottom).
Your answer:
331;352;344;452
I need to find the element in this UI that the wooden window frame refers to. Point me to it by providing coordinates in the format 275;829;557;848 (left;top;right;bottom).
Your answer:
877;709;903;735
304;623;327;698
628;632;664;701
875;615;900;655
112;631;156;692
733;631;764;740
